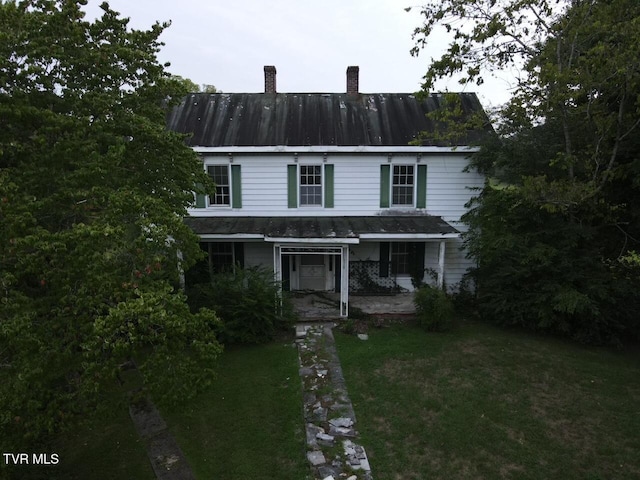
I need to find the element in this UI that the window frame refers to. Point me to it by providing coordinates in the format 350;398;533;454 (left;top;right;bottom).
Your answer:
298;164;324;207
206;164;232;208
390;242;411;276
207;242;235;273
391;164;415;207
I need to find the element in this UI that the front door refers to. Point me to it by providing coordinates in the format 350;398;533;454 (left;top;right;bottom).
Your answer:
299;255;326;290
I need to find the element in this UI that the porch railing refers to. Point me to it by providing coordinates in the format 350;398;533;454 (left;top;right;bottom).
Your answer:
349;261;405;295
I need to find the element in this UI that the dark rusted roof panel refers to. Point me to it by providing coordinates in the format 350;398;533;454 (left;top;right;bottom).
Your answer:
167;93;489;147
184;215;459;237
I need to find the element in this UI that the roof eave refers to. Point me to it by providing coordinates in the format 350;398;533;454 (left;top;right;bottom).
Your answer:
192;145;480;154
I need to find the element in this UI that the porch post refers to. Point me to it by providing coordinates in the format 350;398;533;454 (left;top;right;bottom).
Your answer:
273;244;282;286
340;246;349;317
437;240;446;289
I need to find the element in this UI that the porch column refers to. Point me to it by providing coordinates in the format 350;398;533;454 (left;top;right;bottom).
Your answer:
437;240;446;289
273;244;282;285
340;246;349;317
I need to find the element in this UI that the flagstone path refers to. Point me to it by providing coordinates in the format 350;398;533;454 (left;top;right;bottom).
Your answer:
296;322;373;480
129;398;195;480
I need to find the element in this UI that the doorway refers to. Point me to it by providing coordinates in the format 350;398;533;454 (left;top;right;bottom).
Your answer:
299;254;327;290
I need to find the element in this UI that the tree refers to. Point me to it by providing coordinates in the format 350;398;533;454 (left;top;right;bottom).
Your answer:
171;75;219;93
412;0;640;343
201;83;218;93
0;0;221;453
171;74;200;92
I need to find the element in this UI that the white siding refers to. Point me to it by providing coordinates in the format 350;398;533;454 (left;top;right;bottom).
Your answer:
350;243;378;262
443;238;474;289
351;240;472;291
424;157;484;229
190;151;484;289
240;239;473;291
189;153;484;223
244;242;273;270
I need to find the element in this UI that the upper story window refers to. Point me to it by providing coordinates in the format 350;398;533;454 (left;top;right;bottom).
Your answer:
392;165;414;206
300;165;322;206
207;165;230;206
380;163;426;209
288;163;334;209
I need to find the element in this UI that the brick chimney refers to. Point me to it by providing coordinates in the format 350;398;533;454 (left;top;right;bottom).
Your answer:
346;66;359;95
264;65;277;93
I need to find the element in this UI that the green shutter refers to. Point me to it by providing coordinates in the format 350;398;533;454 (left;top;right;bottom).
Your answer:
380;164;390;208
417;164;427;209
379;242;390;278
233;242;244;268
410;242;426;283
231;164;242;208
324;164;334;208
195;183;206;208
287;165;297;208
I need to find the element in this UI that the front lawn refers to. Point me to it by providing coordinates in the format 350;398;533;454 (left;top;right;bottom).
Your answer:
162;340;309;480
20;340;307;480
335;321;640;480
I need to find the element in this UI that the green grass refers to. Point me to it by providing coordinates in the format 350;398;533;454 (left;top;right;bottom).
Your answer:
13;406;155;480
162;340;309;480
12;339;307;480
335;321;640;480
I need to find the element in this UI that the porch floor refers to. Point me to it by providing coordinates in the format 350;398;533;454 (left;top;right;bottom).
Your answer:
290;292;416;319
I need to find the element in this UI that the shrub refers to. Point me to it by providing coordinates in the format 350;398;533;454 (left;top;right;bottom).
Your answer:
339;318;356;335
414;285;455;332
450;277;478;319
187;267;297;344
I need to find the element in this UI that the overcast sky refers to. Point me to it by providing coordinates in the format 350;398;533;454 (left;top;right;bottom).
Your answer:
81;0;514;108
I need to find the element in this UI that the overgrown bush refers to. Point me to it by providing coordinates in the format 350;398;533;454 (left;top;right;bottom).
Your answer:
450;277;478;318
187;267;297;344
463;184;640;345
414;285;455;331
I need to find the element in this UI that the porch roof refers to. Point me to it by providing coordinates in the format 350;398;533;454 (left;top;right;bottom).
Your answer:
185;215;459;241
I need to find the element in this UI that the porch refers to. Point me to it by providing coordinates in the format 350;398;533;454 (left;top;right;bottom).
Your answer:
186;215;460;318
290;291;416;320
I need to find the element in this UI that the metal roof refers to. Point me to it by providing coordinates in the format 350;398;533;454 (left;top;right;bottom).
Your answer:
167;93;489;147
185;215;459;239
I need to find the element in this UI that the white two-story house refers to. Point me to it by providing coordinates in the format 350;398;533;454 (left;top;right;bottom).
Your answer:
167;66;488;316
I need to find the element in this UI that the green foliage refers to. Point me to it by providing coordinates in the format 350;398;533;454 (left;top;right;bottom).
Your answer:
462;184;640;344
170;75;218;93
414;0;640;344
187;267;297;344
340;318;357;335
414;285;455;332
0;0;220;453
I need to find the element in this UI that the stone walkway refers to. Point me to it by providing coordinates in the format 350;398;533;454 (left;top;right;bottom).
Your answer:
296;322;373;480
291;292;415;319
129;398;195;480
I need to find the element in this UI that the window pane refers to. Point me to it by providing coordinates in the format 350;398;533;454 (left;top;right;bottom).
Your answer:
390;242;410;275
209;242;234;273
392;165;414;205
300;165;322;205
207;165;230;206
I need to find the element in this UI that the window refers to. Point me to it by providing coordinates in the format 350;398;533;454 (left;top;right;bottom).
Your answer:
390;242;411;275
392;165;414;206
185;242;240;283
380;242;425;279
209;242;234;273
288;163;333;209
207;165;230;206
300;165;322;206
